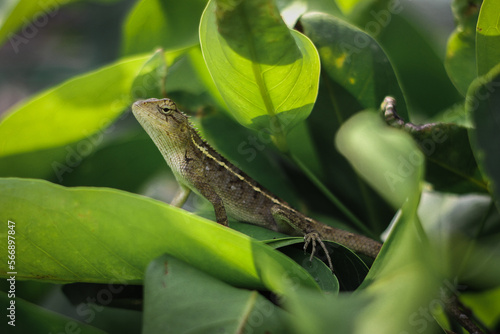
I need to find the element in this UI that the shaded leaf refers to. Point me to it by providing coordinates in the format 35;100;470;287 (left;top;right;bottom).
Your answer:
461;287;500;328
58;130;166;192
348;5;462;117
418;191;500;289
0;292;107;334
445;0;481;96
410;123;484;193
382;98;485;193
265;237;368;291
280;247;339;293
467;63;500;212
143;254;291;333
121;0;207;55
300;12;407;118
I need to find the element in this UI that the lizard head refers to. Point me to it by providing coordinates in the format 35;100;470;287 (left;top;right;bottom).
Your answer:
132;97;190;130
132;98;192;146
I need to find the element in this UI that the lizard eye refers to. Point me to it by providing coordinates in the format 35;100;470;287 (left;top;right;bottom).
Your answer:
159;107;173;115
158;100;176;115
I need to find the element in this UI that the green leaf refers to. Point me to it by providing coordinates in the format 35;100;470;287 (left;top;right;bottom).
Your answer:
467;63;500;212
0;55;148;158
476;0;500;76
382;101;485;193
418;191;500;289
278;246;339;293
0;0;79;47
200;0;320;139
410;123;484;193
461;287;500;328
349;7;461;117
331;113;444;332
131;49;168;99
335;111;423;209
121;0;207;55
0;50;189;181
445;0;481;96
142;254;292;333
0;292;107;334
0;55;151;181
0;178;318;293
58;130;166;192
300;12;407;118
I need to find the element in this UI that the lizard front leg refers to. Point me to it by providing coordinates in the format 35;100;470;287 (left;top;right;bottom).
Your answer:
194;180;229;226
170;184;191;207
271;205;333;271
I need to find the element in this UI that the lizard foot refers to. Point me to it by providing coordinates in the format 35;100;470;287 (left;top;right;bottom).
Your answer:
304;232;334;271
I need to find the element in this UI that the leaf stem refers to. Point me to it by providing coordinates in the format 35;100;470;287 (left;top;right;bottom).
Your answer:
289;152;377;239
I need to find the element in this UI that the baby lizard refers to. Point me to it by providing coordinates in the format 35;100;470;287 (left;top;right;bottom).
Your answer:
132;98;382;269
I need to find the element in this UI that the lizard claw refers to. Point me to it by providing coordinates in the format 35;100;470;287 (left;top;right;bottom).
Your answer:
304;232;334;272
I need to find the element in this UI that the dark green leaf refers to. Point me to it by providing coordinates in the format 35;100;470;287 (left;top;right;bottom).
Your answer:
467;63;500;212
300;12;407;118
143;254;291;333
121;0;207;55
0;292;107;334
266;238;368;291
58;130;166;192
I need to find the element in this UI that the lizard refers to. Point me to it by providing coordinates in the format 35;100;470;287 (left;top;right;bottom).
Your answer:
132;98;382;269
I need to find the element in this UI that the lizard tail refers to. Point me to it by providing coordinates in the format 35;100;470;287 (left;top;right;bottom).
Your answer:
315;222;382;258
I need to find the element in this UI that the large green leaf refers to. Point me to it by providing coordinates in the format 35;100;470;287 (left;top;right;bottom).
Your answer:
467;63;500;211
445;0;482;96
200;0;320;140
142;254;292;333
0;55;149;158
476;0;500;76
0;178;318;293
121;0;207;55
0;50;188;181
300;12;407;118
